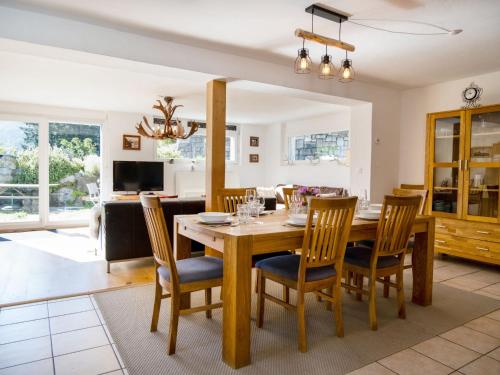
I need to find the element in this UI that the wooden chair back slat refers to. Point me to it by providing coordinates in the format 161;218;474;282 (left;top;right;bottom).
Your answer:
216;188;256;213
392;188;428;215
140;195;179;287
298;197;357;282
373;195;421;258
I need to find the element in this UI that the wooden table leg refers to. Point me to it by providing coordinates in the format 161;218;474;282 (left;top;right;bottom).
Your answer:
174;220;192;309
222;235;252;369
412;217;435;306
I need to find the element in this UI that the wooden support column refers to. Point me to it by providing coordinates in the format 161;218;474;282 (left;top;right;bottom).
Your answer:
205;80;226;212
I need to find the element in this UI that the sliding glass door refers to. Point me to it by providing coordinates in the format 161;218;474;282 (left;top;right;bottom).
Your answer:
0;119;101;228
48;122;101;223
0;121;40;224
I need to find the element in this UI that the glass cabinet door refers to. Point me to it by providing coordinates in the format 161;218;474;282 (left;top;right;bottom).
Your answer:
464;105;500;222
428;111;465;218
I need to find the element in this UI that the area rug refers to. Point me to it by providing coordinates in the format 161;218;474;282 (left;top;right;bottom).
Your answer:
94;278;500;375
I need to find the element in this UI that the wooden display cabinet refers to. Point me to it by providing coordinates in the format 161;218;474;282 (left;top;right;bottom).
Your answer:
426;104;500;265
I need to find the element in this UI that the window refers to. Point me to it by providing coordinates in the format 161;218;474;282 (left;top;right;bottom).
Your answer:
288;130;349;161
48;122;101;222
0;121;40;223
156;123;238;162
0;119;101;227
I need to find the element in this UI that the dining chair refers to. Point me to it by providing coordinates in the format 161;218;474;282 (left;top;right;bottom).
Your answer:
342;195;421;331
216;187;255;213
400;183;424;190
140;195;223;355
282;187;297;209
392;188;427;215
255;197;357;352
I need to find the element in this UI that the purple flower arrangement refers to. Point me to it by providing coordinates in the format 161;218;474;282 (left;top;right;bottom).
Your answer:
297;186;320;196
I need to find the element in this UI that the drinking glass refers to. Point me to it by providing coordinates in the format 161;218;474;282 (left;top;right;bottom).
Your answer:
245;189;255;204
237;203;249;224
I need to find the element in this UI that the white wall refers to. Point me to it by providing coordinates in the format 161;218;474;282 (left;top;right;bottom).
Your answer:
0;101;267;199
0;5;402;202
263;111;359;191
399;70;500;185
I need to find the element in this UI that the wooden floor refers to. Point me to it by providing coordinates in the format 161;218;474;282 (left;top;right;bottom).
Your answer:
0;228;155;306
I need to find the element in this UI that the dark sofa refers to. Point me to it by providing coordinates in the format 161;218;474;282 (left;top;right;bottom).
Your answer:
102;197;276;272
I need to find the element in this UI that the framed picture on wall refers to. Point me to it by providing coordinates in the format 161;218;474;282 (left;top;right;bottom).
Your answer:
123;134;141;150
249;154;259;163
250;136;259;147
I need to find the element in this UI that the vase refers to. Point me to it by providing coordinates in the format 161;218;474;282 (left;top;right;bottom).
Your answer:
305;195;313;206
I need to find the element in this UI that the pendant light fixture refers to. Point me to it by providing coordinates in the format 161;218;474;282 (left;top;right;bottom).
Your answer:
293;4;355;82
319;45;336;79
337;19;354;82
338;52;355;82
294;38;312;74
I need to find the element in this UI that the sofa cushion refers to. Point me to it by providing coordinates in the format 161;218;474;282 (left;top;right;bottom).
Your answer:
275;184;293;204
257;186;276;198
158;256;223;284
255;254;336;282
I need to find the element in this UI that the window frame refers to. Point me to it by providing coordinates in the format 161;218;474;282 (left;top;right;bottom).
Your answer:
0;113;103;230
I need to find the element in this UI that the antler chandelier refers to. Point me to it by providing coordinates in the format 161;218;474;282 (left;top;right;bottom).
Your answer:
136;96;198;140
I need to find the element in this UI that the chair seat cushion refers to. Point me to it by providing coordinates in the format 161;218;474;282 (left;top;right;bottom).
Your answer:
252;251;292;265
358;238;415;250
158;256;223;284
255;254;336;282
344;246;400;269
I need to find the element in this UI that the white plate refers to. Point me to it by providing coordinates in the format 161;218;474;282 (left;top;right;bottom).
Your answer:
198;217;232;225
285;219;306;227
357;210;381;220
369;203;383;210
198;212;231;223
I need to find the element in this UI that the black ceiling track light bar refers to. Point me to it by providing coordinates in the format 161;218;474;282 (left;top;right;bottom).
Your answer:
305;3;350;24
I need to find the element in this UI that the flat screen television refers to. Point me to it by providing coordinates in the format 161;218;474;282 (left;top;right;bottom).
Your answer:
113;161;164;192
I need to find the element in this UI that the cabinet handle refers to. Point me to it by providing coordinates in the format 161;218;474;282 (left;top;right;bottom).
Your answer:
435;239;446;244
476;230;491;235
436;225;447;229
476;246;489;252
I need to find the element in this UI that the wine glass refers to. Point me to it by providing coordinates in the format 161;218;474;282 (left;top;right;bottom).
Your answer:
245;189;255;205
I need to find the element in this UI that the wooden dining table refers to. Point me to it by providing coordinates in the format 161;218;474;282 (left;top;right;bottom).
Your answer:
174;210;435;369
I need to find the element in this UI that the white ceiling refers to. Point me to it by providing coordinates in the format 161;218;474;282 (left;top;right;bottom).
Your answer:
0;43;348;123
4;0;500;88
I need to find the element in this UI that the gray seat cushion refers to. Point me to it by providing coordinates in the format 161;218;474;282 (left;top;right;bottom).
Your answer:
252;251;292;265
255;254;336;282
358;239;414;250
158;256;223;284
344;246;400;269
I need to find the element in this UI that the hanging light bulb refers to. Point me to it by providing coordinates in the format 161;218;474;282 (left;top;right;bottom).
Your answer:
338;51;354;82
319;45;336;79
294;39;312;74
336;19;354;83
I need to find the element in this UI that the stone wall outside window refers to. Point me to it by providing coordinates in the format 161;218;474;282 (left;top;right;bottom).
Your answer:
289;130;349;161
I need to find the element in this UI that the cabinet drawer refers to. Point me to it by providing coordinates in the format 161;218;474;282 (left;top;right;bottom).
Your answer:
435;218;500;243
435;233;500;262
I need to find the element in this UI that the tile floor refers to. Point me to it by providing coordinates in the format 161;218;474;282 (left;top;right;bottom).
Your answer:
0;255;499;375
0;295;127;375
346;255;500;375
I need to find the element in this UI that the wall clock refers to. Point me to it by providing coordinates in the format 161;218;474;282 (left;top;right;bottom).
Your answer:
462;82;483;108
